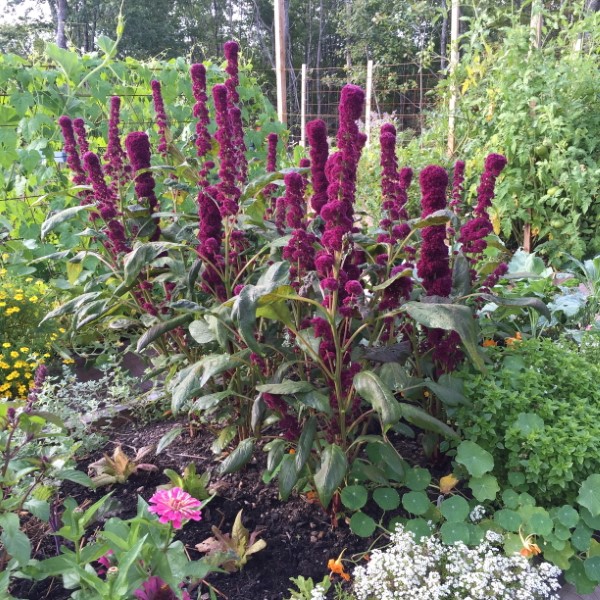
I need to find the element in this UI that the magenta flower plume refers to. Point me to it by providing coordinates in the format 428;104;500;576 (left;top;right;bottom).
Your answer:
306;119;329;215
124;131;161;241
378;123;403;243
148;487;202;529
450;160;465;215
459;153;507;262
134;576;191;600
416;165;451;297
223;41;247;183
58;115;87;187
212;84;241;217
190;63;212;158
82;151;131;255
103;96;128;187
267;133;279;172
72;118;89;155
150;80;169;157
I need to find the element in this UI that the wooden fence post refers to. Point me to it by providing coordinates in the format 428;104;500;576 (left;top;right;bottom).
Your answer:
300;63;307;147
365;59;373;146
274;0;287;125
447;0;460;156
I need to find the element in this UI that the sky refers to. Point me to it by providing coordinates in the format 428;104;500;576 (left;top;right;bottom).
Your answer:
0;0;51;25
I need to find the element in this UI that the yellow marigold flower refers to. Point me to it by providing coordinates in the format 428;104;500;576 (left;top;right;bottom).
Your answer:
0;362;9;369
10;351;19;358
13;294;24;301
28;296;38;303
24;372;32;379
43;353;50;358
59;327;66;333
0;302;5;307
2;342;10;348
62;358;75;365
20;347;29;353
25;277;33;283
6;371;19;381
5;307;20;315
18;385;26;395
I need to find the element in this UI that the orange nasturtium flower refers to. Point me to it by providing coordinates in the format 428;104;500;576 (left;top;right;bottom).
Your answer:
519;528;542;558
328;550;350;581
506;331;523;346
482;339;497;347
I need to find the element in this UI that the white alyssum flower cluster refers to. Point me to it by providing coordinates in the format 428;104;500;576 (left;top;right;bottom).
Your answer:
352;527;561;600
308;584;329;600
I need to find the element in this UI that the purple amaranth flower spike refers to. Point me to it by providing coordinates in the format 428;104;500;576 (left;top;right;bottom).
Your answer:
378;123;402;243
190;63;212;158
103;96;128;187
450;160;465;215
124;132;161;241
212;84;240;217
416;165;452;297
306;119;329;215
459;153;507;263
72;118;89;156
82;151;131;255
58;115;87;187
150;80;169;157
223;41;247;183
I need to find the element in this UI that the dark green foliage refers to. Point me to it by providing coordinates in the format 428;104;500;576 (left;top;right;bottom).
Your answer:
455;338;600;504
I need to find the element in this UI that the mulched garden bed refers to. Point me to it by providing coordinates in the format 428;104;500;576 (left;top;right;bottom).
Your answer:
10;418;380;600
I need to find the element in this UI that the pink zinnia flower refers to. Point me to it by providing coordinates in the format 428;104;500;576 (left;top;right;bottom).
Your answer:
148;487;202;529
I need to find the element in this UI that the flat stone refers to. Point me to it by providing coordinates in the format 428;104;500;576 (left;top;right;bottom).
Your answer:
560;584;600;599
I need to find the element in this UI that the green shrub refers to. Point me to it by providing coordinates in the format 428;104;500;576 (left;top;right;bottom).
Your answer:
454;337;600;505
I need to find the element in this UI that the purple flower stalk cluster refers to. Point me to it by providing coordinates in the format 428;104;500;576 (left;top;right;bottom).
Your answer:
58;116;87;188
103;96;129;187
72;118;89;155
150;80;169;157
82;151;130;255
306;120;329;215
459;153;507;257
190;63;212;159
281;172;317;285
262;392;300;440
224;41;248;183
416;165;452;297
124;132;161;241
450;160;465;215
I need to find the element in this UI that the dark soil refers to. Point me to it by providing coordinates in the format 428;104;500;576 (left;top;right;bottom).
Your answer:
10;418;388;600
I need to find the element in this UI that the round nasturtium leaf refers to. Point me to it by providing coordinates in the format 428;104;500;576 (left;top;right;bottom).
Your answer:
493;509;522;532
350;511;377;538
387;515;403;534
405;518;433;542
341;485;368;511
501;489;520;510
440;496;470;523
469;474;499;502
402;491;431;516
565;558;598;595
555;505;579;529
405;467;431;491
571;523;593;552
373;487;400;511
584;556;600;583
455;441;494;478
440;522;471;545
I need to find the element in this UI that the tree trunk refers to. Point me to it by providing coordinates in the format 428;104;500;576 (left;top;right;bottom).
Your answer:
56;0;68;49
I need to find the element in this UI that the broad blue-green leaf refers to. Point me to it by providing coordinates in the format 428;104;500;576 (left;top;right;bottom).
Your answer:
156;426;183;455
41;205;92;239
256;380;315;395
219;438;256;475
314;444;348;508
399;403;460;439
295;417;316;472
189;319;217;344
123;242;182;287
137;314;193;352
354;370;401;429
278;454;298;501
403;302;486;372
0;513;31;566
469;474;499;501
480;294;551;321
